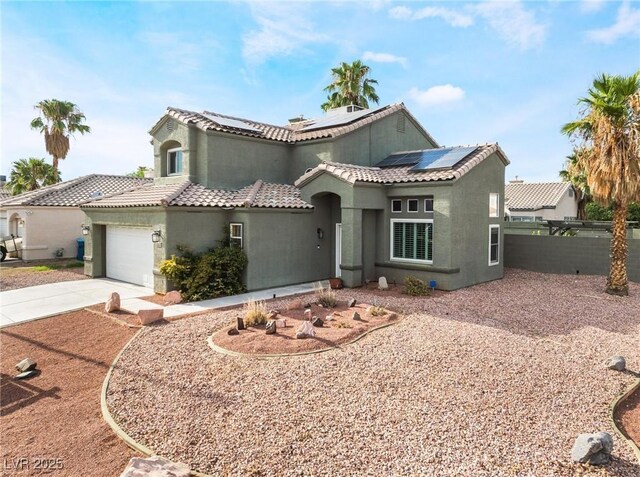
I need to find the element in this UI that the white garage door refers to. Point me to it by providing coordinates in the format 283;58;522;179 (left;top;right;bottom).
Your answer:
106;226;154;288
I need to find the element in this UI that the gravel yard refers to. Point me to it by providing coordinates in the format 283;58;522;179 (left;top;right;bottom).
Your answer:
107;269;640;476
0;260;87;291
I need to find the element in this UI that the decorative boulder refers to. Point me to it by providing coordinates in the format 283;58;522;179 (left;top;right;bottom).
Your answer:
348;298;357;308
605;356;626;371
296;331;307;339
304;309;312;320
571;432;613;465
352;312;362;321
227;328;239;336
119;455;190;477
163;290;182;305
312;317;324;327
265;320;277;334
138;308;164;325
297;321;316;338
16;358;37;373
268;310;280;320
105;292;121;312
276;318;287;328
237;317;245;331
378;277;389;290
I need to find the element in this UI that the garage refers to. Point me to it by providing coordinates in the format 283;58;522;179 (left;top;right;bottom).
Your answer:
106;226;154;288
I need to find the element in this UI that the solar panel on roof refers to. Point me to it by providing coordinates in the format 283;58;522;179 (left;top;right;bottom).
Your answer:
300;108;374;132
202;113;263;134
410;146;477;172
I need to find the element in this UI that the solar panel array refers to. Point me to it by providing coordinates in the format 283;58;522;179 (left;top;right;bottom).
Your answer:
300;108;374;132
202;113;263;134
375;146;478;171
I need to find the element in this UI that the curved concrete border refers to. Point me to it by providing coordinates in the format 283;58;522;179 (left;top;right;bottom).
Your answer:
207;313;402;359
610;378;640;464
101;328;213;477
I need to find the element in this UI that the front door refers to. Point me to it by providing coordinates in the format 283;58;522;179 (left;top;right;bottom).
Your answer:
335;223;342;277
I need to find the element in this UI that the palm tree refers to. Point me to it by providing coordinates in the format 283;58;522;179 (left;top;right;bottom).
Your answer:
30;99;91;177
321;60;380;111
559;149;591;219
562;71;640;296
7;158;60;195
128;166;152;178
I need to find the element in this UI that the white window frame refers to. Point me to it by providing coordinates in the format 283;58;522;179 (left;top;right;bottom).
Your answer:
424;196;434;213
230;223;243;249
167;147;183;176
390;218;433;264
407;199;419;213
489;193;499;218
488;224;500;266
391;199;402;213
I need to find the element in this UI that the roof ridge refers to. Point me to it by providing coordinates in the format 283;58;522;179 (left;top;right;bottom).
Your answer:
2;174;94;206
201;110;290;131
243;179;264;207
79;181;154;205
161;181;192;206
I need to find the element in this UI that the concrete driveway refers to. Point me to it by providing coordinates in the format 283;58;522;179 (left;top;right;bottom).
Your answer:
0;278;153;328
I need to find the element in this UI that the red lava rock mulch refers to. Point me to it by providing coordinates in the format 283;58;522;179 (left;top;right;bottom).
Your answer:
615;384;640;448
212;302;399;354
0;311;138;476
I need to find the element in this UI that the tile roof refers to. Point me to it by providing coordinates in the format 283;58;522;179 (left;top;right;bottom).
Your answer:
295;144;509;187
83;180;313;210
505;182;574;210
150;103;439;146
0;190;12;201
0;175;153;207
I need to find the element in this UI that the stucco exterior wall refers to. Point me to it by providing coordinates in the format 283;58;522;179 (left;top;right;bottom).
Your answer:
3;206;85;260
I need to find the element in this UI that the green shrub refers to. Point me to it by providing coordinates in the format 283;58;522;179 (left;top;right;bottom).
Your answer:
315;287;337;308
244;299;268;326
403;276;430;296
585;202;613;221
159;242;248;302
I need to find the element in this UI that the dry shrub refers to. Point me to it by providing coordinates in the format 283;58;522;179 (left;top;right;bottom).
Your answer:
315;287;337;308
403;276;430;296
367;305;387;316
286;298;304;311
244;299;268;326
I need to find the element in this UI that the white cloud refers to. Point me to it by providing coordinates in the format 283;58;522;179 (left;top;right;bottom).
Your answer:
407;85;466;108
362;51;407;67
139;32;217;72
474;1;547;50
242;2;329;66
587;2;640;44
580;0;607;14
389;5;474;27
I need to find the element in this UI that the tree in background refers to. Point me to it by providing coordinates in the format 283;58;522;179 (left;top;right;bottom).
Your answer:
321;60;379;111
7;158;60;195
128;166;152;178
559;149;591;219
30;99;91;178
562;71;640;296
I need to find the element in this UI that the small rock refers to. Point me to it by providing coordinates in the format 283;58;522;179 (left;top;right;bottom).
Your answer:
312;317;324;327
353;312;362;321
265;320;277;334
120;456;190;477
237;317;245;330
163;290;182;305
297;321;316;338
16;370;39;380
138;308;164;325
325;314;334;321
296;331;307;339
304;309;312;320
571;432;613;465
227;328;239;336
105;292;121;312
16;358;37;372
348;298;357;307
276;318;287;328
378;276;389;290
303;302;312;309
268;310;280;319
605;355;626;371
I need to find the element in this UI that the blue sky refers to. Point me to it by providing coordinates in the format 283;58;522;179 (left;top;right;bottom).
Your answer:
1;0;639;183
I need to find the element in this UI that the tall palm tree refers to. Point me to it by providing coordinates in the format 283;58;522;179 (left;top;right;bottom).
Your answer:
30;99;91;177
559;149;591;219
321;60;380;111
7;158;60;195
562;71;640;296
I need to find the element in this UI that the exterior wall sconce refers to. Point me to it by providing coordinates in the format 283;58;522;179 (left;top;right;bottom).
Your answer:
81;225;90;236
151;230;162;243
317;228;324;239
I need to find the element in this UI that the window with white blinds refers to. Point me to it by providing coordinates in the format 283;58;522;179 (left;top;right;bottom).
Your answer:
391;219;433;263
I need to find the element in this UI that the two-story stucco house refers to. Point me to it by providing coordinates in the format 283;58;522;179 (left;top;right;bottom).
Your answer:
82;103;510;292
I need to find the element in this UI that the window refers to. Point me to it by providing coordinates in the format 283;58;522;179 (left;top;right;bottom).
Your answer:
167;148;183;175
230;223;243;248
511;216;533;222
489;193;499;217
489;225;500;266
568;188;574;198
534;216;543;222
391;199;402;213
407;199;419;213
391;219;433;263
424;196;434;212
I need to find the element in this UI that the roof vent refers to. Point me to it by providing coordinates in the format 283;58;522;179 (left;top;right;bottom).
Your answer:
289;115;306;124
89;191;103;199
166;119;175;131
509;176;524;184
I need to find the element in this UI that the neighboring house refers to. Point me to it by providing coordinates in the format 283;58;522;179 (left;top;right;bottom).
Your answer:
505;180;579;222
0;175;152;260
0;190;11;238
82;103;510;292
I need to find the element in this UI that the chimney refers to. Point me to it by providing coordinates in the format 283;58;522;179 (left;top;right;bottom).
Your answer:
509;176;524;184
288;115;306;124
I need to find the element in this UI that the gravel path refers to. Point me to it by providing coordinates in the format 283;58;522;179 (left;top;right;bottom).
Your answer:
107;269;640;476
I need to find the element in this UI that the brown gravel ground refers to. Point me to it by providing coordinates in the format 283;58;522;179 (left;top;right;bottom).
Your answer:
0;260;87;291
106;269;640;476
0;311;138;476
616;385;640;446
